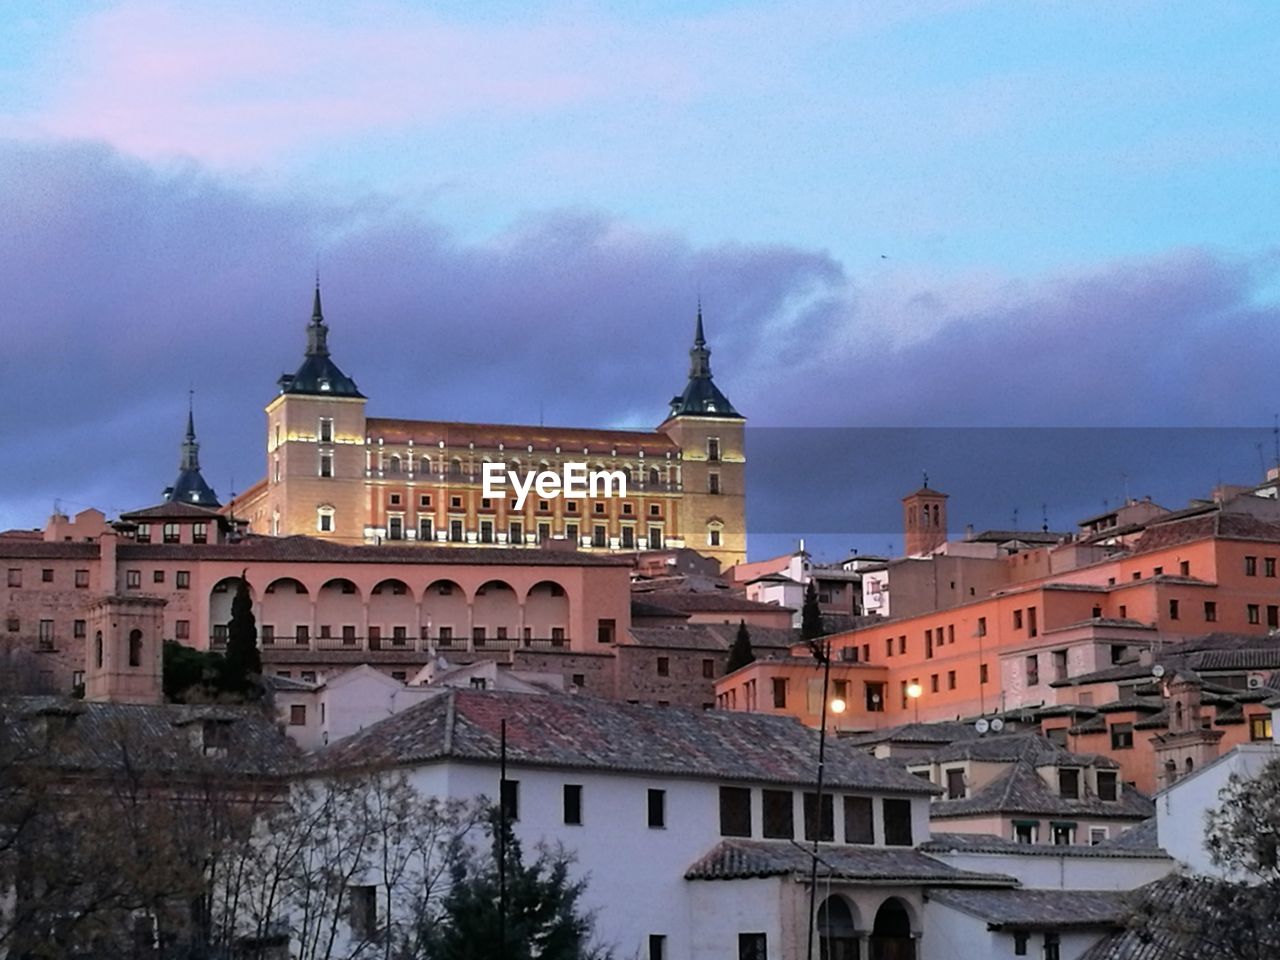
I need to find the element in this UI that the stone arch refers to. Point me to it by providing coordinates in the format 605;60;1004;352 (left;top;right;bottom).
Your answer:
869;897;916;960
317;578;362;646
525;580;570;643
370;578;415;648
127;629;144;667
422;579;467;646
473;579;519;643
818;894;861;960
387;454;402;474
261;578;310;644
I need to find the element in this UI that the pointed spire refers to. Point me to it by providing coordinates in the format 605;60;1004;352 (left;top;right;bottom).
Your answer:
694;298;706;347
688;303;712;380
180;395;201;473
165;394;221;507
185;390;196;442
667;301;740;419
306;275;330;357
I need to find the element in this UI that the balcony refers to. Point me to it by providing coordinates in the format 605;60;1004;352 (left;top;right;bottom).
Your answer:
232;634;572;654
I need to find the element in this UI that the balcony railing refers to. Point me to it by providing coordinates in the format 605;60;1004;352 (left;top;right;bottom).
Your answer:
222;634;572;654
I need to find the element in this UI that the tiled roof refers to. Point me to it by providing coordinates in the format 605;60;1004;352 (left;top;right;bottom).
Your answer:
317;690;941;794
1099;817;1161;851
630;599;692;619
631;591;792;614
1068;715;1108;735
907;733;1118;768
966;530;1069;544
929;888;1130;929
928;760;1154;821
684;839;1013;885
0;696;299;778
624;626;729;652
365;417;678;455
923;832;1168;859
702;623;801;653
1079;875;1280;960
113;535;631;567
0;540;100;559
119;501;224;521
843;721;987;748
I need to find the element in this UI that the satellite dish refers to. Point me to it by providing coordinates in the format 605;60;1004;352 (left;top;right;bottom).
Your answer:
1151;664;1166;678
990;717;1006;732
975;718;990;735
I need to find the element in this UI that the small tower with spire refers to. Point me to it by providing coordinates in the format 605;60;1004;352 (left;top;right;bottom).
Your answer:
658;303;746;569
163;394;221;507
262;279;368;542
902;476;948;557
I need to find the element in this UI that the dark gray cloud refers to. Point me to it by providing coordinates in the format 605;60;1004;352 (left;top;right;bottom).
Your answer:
2;139;1277;559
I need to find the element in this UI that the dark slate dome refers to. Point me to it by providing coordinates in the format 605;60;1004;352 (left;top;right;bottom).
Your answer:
668;307;741;419
277;284;365;399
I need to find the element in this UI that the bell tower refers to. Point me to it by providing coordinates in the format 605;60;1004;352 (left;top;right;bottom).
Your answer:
658;305;746;569
903;477;948;557
264;281;368;542
84;595;165;704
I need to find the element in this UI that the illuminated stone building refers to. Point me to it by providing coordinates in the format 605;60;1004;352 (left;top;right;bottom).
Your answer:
232;288;747;567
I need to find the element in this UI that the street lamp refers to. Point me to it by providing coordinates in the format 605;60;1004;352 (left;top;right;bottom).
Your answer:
906;681;923;723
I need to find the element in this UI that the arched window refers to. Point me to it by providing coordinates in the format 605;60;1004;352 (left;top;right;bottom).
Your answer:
648;467;660;486
1185;757;1194;773
1174;701;1184;727
317;505;336;534
95;631;103;668
707;521;724;548
128;629;143;667
388;455;402;474
818;896;859;960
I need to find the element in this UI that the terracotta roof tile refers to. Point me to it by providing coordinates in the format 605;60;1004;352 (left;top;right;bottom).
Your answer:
929;888;1130;929
365;418;679;455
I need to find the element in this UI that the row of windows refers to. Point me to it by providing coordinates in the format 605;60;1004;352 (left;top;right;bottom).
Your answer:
123;569;190;590
134;522;207;544
383;491;669;518
1243;555;1278;577
654;656;717;679
497;780;913;846
6;568;92;588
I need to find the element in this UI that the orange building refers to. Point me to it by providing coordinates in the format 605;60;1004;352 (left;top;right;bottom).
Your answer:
716;486;1280;786
232;288;747;567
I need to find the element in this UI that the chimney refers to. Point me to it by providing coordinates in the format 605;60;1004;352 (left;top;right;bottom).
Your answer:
99;531;118;593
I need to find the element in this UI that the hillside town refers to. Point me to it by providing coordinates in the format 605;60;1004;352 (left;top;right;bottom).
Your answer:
3;293;1279;959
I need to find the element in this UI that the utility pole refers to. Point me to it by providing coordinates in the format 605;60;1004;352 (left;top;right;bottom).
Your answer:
499;718;508;960
805;637;834;960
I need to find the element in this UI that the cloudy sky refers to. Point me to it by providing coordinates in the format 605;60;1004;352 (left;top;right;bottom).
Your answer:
1;1;1278;558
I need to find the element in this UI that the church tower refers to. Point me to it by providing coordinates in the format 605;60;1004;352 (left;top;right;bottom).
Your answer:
84;594;165;704
658;306;746;569
163;398;221;507
903;479;948;557
263;283;368;542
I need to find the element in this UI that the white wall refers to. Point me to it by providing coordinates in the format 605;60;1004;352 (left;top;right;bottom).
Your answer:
927;850;1173;890
1155;743;1280;878
921;906;1101;960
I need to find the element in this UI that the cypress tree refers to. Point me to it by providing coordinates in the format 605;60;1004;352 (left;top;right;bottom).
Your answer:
726;619;755;674
801;579;824;641
222;572;261;689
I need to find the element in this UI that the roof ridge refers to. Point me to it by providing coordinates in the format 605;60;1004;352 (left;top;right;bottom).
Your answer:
442;688;456;756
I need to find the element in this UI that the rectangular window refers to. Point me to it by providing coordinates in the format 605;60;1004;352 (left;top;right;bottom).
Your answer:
709;528;721;547
707;437;721;461
319;453;333;478
1246;555;1258;576
176;570;190;590
1059;769;1080;799
38;620;54;650
478;519;493;543
136;524;151;544
163;523;180;544
947;669;957;690
1013;608;1023;629
1110;723;1134;750
1248;603;1261;625
509;521;523;545
597;619;616;644
657;656;670;677
708;473;720;495
1205;600;1217;622
647;788;666;828
75;568;89;588
593;524;608;547
621;526;635;548
419;517;434;541
1025;654;1039;686
1028;606;1038;637
73;619;86;638
844;796;874;844
1044;931;1061;960
762;789;794;839
6;568;20;587
154;570;165;583
319;417;333;442
450;519;464;542
648;526;662;548
803;792;834;842
563;784;583;825
1267;557;1277;578
289;704;307;726
1251;716;1274;741
1097;771;1119;801
1014;821;1037;844
980;662;989;684
1052;649;1068;682
976;616;987;637
174;620;189;640
738;933;766;960
930;674;939;693
500;779;519;822
126;569;141;589
771;677;787;708
885;638;894;658
1269;605;1280;629
648;935;666;960
719;786;752;837
883;798;913;846
945;768;966;800
40;568;53;583
702;659;715;679
1169;598;1180;620
1090;827;1109;846
192;522;207;544
1014;931;1029;956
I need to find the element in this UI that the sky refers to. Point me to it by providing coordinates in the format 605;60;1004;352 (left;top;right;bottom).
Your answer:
1;1;1278;559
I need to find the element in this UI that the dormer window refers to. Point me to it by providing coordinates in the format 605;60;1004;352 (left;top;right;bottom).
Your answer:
1058;768;1080;799
1097;770;1119;801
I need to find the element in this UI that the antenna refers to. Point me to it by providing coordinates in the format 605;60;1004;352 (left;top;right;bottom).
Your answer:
1273;414;1279;471
1041;503;1048;533
1011;506;1019;530
1121;471;1130;503
1258;442;1267;480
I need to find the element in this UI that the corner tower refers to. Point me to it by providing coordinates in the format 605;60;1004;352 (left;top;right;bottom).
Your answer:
164;398;221;507
263;282;367;542
658;305;746;569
